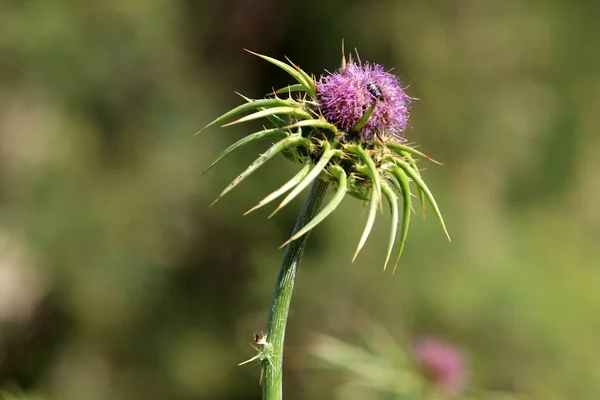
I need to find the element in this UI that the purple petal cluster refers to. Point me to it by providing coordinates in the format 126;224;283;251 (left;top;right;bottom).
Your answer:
316;59;411;143
414;338;466;395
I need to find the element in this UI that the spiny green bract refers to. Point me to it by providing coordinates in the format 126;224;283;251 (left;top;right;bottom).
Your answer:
198;48;449;272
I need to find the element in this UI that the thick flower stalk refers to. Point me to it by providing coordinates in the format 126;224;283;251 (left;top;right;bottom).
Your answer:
199;47;449;400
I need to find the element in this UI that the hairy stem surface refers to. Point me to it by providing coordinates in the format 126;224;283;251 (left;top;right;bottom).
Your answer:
262;178;329;400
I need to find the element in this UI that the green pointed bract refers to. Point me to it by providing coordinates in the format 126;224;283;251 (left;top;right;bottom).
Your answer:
269;141;337;218
347;145;383;262
197;98;295;134
386;143;442;217
222;106;312;127
245;50;316;97
386;173;402;196
402;152;426;215
244;163;312;215
271;84;307;96
284;56;317;98
351;103;376;133
347;144;382;211
380;182;398;271
281;165;348;247
284;119;337;132
386;142;442;165
237;93;287;128
203;128;289;174
390;165;412;272
352;175;380;262
211;136;308;206
395;159;451;242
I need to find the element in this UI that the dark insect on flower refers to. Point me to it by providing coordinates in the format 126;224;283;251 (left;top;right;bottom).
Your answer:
367;81;384;101
198;45;449;272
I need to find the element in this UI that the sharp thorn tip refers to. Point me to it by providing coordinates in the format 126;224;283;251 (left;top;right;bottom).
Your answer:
444;230;452;242
267;208;280;219
194;126;209;136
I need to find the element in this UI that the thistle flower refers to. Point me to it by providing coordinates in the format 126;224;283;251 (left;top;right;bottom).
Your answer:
199;46;449;271
414;338;466;396
317;58;411;143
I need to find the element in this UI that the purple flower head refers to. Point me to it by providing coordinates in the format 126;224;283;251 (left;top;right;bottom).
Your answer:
316;56;411;143
414;337;466;396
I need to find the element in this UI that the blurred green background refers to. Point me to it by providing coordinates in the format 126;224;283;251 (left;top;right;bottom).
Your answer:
0;1;599;399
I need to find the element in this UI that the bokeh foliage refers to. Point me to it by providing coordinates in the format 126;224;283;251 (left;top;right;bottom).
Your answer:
0;0;599;399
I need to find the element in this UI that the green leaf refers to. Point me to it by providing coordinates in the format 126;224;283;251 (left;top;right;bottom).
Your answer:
244;163;312;215
203;128;289;174
281;165;347;247
211;136;307;206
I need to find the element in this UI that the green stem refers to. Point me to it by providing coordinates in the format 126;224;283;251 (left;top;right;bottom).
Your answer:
262;178;329;400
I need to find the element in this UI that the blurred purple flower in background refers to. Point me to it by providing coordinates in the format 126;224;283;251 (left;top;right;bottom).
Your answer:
414;337;466;396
